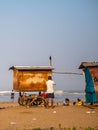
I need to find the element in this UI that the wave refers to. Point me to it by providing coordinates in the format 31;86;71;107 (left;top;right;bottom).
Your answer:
0;90;12;94
54;90;63;95
0;90;19;96
0;89;85;102
0;90;84;94
63;92;85;95
54;90;85;97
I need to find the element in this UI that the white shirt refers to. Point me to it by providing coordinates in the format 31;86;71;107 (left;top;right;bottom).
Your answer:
46;79;56;93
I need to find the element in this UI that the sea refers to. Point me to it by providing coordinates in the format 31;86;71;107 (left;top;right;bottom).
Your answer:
0;90;85;103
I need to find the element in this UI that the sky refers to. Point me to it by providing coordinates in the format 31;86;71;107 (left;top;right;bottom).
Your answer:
0;0;98;91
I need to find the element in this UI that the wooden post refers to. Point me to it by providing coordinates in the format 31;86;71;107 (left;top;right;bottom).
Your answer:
49;56;52;66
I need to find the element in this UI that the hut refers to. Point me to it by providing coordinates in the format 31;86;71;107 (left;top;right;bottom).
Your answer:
9;66;54;92
79;62;98;103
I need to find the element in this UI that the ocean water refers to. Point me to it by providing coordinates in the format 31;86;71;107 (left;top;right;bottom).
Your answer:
54;90;85;102
0;90;85;103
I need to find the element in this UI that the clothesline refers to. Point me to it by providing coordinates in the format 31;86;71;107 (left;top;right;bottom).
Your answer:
53;71;83;75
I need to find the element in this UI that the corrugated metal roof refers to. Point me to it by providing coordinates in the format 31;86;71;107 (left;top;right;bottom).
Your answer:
9;66;54;71
79;62;98;69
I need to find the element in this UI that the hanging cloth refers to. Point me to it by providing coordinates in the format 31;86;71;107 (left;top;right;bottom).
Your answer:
84;67;97;104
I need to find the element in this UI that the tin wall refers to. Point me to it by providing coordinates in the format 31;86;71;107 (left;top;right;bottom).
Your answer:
13;70;52;91
90;68;98;93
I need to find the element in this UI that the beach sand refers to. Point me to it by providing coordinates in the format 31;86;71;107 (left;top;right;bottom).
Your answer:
0;102;98;130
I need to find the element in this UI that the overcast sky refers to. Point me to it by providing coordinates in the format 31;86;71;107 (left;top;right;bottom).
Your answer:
0;0;98;91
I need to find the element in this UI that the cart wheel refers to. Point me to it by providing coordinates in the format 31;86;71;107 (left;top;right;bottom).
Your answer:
18;96;27;106
26;99;32;107
44;98;48;107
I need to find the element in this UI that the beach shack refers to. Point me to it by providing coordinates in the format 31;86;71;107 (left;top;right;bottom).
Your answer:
79;62;98;103
9;66;54;92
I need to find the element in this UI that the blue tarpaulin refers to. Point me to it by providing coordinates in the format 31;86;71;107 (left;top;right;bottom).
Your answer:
84;68;97;104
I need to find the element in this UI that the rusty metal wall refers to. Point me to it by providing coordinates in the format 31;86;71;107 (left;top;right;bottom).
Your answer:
13;69;19;90
13;70;52;91
90;68;98;93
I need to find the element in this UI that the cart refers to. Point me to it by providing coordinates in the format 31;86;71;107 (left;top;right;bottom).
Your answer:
18;93;48;107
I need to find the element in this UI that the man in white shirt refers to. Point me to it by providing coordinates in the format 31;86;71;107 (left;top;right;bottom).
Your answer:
46;76;56;108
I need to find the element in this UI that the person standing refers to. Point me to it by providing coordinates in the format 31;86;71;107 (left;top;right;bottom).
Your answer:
46;76;56;108
11;90;15;102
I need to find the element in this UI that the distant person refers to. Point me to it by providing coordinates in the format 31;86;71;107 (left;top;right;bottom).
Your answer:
77;98;83;106
63;98;70;106
39;91;41;96
11;90;15;102
46;76;56;108
19;91;22;97
22;92;26;99
73;101;76;105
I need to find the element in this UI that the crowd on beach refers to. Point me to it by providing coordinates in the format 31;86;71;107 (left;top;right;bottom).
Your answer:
62;98;83;106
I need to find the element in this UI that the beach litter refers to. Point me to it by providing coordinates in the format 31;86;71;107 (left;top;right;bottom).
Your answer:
90;110;95;113
53;111;56;114
32;118;37;121
10;122;16;125
86;110;95;114
86;111;90;113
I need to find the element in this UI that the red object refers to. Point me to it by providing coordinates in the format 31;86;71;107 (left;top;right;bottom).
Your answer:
41;93;46;98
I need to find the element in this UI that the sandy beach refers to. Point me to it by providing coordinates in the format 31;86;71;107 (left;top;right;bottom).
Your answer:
0;102;98;130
